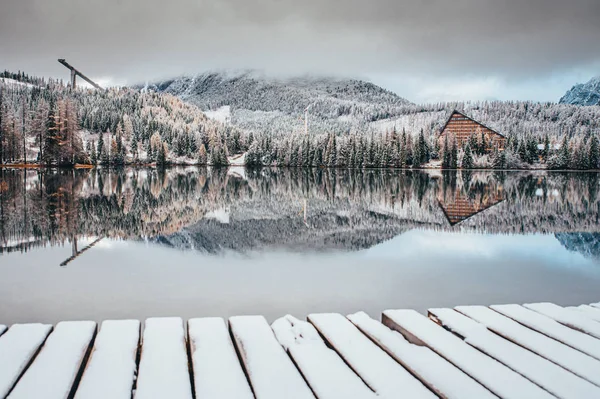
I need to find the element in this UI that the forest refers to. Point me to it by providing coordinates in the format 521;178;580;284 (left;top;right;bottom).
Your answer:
1;70;599;170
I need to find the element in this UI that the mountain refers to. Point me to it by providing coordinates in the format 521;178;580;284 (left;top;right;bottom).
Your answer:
559;76;600;106
555;233;600;260
144;71;413;135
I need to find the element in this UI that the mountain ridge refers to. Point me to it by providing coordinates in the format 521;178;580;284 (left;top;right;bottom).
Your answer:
559;76;600;106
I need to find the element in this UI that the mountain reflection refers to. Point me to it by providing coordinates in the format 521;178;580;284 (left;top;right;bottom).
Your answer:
0;167;599;258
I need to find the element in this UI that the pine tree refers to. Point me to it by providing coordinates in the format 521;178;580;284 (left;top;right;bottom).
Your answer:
90;140;97;165
450;139;458;169
461;143;474;169
542;134;550;162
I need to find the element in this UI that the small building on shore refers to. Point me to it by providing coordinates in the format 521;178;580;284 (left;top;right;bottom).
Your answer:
439;110;506;151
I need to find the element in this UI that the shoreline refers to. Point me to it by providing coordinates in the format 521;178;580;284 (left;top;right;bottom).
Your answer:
1;163;600;173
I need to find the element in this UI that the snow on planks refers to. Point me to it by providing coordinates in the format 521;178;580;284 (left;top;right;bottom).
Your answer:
524;302;600;339
461;305;600;387
272;315;377;399
382;309;554;399
134;318;192;399
429;308;600;399
492;304;600;361
8;321;96;399
0;324;53;398
74;320;140;399
347;312;495;399
229;315;315;399
308;313;436;399
570;305;600;322
188;317;254;399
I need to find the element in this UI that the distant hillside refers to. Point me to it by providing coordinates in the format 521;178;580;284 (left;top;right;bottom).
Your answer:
144;71;413;135
560;76;600;106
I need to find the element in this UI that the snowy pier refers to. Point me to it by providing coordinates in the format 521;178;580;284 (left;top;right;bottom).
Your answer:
1;302;600;399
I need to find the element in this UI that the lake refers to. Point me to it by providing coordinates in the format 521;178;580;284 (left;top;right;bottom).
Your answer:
0;167;599;325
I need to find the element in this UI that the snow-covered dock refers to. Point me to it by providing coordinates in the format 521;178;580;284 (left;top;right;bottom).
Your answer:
1;301;600;399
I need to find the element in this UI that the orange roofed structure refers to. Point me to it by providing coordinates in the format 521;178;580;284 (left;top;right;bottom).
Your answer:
439;110;506;151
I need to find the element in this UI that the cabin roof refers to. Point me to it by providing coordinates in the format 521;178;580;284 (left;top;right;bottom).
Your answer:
440;110;506;139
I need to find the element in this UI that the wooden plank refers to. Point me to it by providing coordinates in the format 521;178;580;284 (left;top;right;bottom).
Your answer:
0;324;53;398
134;317;192;399
460;305;600;387
524;302;600;339
229;315;315;399
570;305;600;322
272;315;377;399
382;309;554;399
8;321;97;399
74;320;140;399
430;308;600;399
492;304;600;361
308;313;437;399
188;317;254;399
347;311;496;399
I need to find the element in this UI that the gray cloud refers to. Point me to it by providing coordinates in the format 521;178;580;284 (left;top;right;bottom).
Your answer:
1;0;599;101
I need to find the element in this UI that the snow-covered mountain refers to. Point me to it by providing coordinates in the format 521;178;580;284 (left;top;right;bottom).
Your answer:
144;71;413;135
555;233;600;260
559;76;600;106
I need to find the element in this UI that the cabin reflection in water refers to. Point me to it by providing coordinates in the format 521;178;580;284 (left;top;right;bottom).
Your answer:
437;172;505;226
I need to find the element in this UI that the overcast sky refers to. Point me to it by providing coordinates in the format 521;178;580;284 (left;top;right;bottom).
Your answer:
1;0;599;103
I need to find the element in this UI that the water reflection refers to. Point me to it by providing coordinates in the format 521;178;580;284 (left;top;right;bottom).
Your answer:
0;168;599;261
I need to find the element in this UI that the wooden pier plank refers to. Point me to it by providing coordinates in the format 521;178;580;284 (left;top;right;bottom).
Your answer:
347;311;496;399
524;302;600;339
74;320;140;399
188;317;254;399
492;304;600;361
430;307;600;399
461;305;600;387
308;313;437;399
134;318;192;399
272;315;377;399
382;309;554;399
0;324;53;398
229;315;315;399
569;305;600;322
7;321;96;399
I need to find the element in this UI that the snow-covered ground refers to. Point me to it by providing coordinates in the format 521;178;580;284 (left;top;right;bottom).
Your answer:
204;105;231;123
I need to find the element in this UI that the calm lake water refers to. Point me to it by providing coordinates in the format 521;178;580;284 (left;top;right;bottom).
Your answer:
1;167;599;325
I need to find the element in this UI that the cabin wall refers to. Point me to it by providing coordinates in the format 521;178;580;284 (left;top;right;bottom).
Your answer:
439;113;506;151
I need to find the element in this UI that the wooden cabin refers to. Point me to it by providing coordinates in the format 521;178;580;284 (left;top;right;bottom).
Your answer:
439;110;506;151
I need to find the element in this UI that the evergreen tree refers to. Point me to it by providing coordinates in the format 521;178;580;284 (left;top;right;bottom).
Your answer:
542;134;550;162
450;139;458;169
90;140;97;165
461;143;474;169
